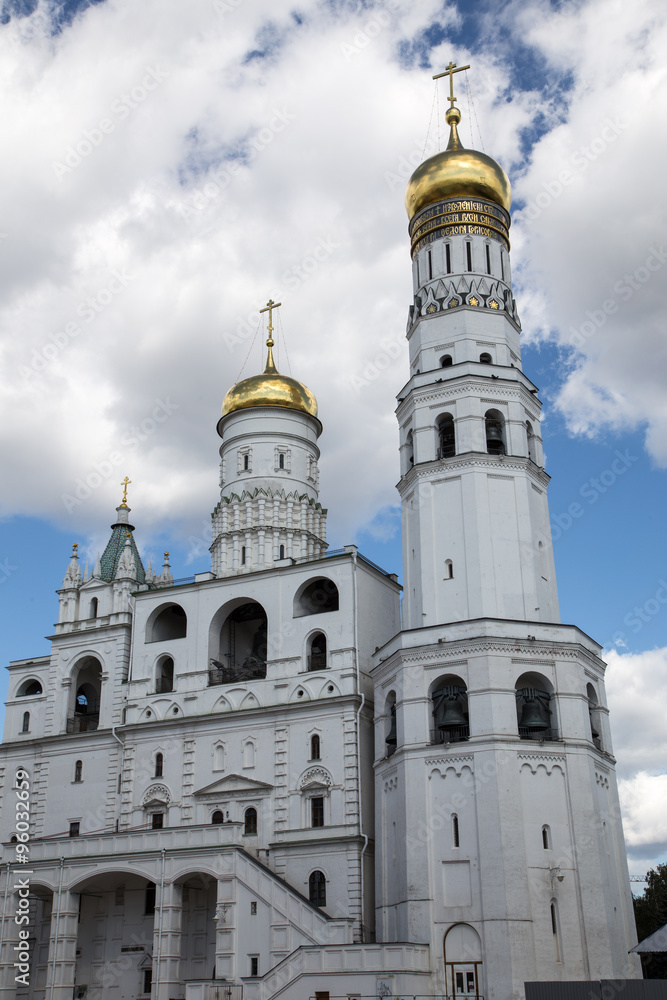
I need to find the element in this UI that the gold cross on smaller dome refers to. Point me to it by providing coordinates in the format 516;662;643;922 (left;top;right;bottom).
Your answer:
120;476;131;507
259;299;282;372
433;60;471;110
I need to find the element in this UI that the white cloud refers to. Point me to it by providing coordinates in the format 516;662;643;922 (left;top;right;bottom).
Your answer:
605;647;667;858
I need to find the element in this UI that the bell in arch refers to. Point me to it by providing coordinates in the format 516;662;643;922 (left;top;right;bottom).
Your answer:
386;704;397;747
518;690;550;730
437;689;468;730
486;421;505;454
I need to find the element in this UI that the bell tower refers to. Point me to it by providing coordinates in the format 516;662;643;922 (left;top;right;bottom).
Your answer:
373;66;640;1000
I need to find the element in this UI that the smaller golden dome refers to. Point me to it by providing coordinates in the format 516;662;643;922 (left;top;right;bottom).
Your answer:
405;107;511;220
220;337;318;422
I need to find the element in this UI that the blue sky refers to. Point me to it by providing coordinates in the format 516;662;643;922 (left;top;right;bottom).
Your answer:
1;0;666;875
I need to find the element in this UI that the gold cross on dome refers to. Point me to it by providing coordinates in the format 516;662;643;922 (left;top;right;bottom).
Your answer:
120;476;131;507
433;60;471;109
259;298;282;343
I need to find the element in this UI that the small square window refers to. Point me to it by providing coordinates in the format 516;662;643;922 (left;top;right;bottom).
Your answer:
69;822;80;838
250;901;257;915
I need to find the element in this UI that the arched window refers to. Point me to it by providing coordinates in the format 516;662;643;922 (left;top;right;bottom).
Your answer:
21;712;30;733
440;354;453;367
431;676;469;744
241;546;246;565
214;743;225;771
89;597;98;618
551;900;562;961
452;813;460;848
406;429;414;470
445;242;451;273
210;601;268;684
385;691;397;756
244;807;258;835
516;672;556;741
485;409;506;455
17;679;42;697
212;810;224;824
243;453;249;470
485;242;492;275
310;734;321;760
526;420;536;463
279;544;285;559
278;452;285;469
542;824;551;850
479;352;492;364
308;632;327;671
444;559;454;580
587;683;602;749
148;604;187;642
293;579;339;617
156;657;174;694
465;241;472;271
154;753;163;778
74;760;83;783
309;870;326;907
436;413;455;459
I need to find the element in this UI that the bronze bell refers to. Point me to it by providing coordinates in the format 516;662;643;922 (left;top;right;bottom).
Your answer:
439;695;468;729
386;705;397;746
519;696;549;729
486;423;503;442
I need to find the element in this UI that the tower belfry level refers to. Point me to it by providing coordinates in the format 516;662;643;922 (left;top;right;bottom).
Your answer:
0;71;640;1000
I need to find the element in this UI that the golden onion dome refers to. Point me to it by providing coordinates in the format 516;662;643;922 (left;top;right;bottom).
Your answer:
405;107;511;220
221;337;318;422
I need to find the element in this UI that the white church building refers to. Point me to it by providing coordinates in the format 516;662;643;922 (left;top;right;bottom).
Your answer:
0;73;641;1000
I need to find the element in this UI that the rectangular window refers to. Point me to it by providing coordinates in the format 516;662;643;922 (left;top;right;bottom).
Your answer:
143;969;153;994
445;243;451;273
311;796;324;828
151;813;164;830
485;243;491;274
501;251;505;281
466;242;472;272
250;901;257;915
250;956;259;977
278;452;285;469
69;822;80;838
427;249;433;280
145;882;156;915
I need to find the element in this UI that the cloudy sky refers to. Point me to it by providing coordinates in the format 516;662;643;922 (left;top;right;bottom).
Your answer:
0;0;666;879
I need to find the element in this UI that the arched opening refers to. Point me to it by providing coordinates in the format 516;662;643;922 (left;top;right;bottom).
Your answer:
526;420;536;463
385;690;397;756
587;683;602;749
437;413;456;459
485;409;506;456
444;559;454;580
279;544;285;559
444;923;482;997
68;656;102;733
241;545;246;565
74;760;83;783
174;873;217;982
154;753;164;778
310;734;321;760
147;603;187;642
244;807;258;836
156;656;174;694
551;899;562;961
516;672;557;741
211;810;224;824
21;711;30;733
406;429;415;470
542;824;551;850
431;675;469;744
479;352;492;364
278;452;285;469
307;632;327;671
309;870;326;908
440;354;453;367
243;740;256;769
17;679;43;697
452;813;460;848
209;601;268;684
89;597;98;618
243;453;249;470
293;578;339;617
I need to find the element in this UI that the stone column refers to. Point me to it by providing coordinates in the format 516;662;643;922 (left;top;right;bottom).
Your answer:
44;888;79;999
154;881;182;1000
214;877;237;982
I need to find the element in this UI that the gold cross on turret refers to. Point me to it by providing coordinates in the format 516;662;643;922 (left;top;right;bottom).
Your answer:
433;60;471;109
259;298;282;373
120;476;131;507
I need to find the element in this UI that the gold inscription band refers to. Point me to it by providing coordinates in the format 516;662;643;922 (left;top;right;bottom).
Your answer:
409;196;511;257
